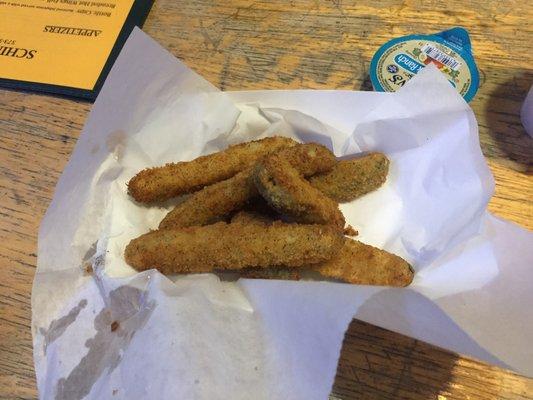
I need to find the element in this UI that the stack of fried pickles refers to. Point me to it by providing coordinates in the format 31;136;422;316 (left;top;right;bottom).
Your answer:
125;137;413;287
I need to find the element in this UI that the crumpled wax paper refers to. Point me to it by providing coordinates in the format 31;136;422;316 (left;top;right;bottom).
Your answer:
33;28;533;400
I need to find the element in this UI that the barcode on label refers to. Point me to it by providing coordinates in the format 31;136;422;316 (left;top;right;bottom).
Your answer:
421;44;462;71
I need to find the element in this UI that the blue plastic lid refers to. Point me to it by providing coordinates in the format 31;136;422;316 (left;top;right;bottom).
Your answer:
370;27;479;102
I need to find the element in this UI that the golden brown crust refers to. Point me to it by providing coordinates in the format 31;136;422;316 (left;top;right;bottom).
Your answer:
230;210;274;226
125;222;344;274
281;143;337;176
309;153;390;202
231;266;301;280
229;213;411;286
253;153;345;229
314;239;414;287
228;213;300;280
126;138;414;287
343;225;358;236
127;136;297;203
159;169;256;229
158;143;336;229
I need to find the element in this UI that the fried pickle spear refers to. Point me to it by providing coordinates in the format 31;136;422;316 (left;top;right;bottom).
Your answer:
229;212;298;280
128;136;297;203
309;152;390;202
253;153;345;229
125;222;344;274
315;240;413;287
158;143;336;229
229;213;412;286
159;169;254;228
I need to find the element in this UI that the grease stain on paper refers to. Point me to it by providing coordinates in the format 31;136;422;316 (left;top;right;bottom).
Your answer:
40;299;88;355
54;285;156;400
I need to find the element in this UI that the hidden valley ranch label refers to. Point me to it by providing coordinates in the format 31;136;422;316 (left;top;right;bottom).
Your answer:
370;27;479;102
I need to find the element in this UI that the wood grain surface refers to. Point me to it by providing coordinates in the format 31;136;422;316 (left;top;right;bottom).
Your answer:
1;1;532;399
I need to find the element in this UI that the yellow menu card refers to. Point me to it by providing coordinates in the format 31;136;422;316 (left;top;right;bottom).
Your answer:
0;0;153;99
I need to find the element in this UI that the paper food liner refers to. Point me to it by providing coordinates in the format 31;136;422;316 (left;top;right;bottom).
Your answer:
33;28;533;400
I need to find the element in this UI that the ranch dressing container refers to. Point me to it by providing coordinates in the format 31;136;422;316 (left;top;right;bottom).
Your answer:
370;27;479;102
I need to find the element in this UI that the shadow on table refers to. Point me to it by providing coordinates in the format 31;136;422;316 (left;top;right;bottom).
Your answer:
358;74;374;92
329;319;458;399
328;287;520;400
330;317;533;400
484;70;533;172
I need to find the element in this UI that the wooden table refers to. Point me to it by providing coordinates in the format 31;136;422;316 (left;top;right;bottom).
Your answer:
1;1;532;399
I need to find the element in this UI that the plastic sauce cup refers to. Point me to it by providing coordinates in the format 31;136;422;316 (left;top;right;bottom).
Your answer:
370;27;479;102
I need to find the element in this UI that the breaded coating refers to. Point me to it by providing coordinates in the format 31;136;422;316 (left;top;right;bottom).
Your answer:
253;153;345;229
228;214;410;286
314;239;413;287
158;143;336;229
227;267;300;280
230;210;275;225
309;152;390;202
128;136;297;203
125;222;344;274
159;169;255;229
229;213;298;279
233;196;283;221
343;225;358;236
278;142;337;177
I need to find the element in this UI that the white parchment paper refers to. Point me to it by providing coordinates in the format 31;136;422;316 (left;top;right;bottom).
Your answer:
33;28;533;400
